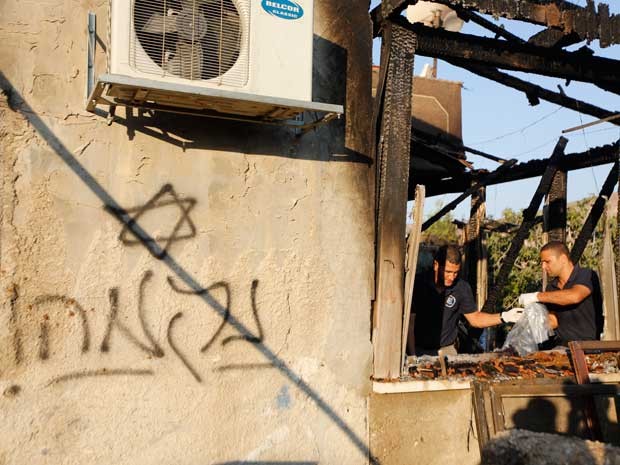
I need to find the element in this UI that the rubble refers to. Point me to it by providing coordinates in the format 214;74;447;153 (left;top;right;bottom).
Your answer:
481;429;620;465
406;350;620;382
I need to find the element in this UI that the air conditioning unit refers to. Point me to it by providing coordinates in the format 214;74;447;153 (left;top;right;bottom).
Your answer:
87;0;343;120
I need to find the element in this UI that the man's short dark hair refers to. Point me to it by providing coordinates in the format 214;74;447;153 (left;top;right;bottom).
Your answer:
541;241;571;260
434;245;462;266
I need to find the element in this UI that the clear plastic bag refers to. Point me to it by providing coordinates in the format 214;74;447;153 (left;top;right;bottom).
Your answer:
502;302;553;356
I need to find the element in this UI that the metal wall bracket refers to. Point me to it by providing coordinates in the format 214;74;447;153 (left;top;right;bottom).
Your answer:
86;12;96;102
86;75;343;131
86;74;343;131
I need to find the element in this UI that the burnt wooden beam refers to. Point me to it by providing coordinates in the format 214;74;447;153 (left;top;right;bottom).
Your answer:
467;186;487;306
528;28;582;48
461;186;488;352
412;126;508;163
543;160;568;243
446;59;620;123
410;133;472;168
570;161;619;264
424;142;620;197
380;0;411;20
371;0;411;37
430;0;619;48
542;150;567;288
398;20;620;94
481;137;567;314
371;0;584;37
454;217;543;234
372;1;620;48
422;159;517;231
372;21;417;380
452;5;525;43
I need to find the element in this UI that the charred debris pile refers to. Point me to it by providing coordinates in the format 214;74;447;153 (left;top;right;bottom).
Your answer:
406;350;620;381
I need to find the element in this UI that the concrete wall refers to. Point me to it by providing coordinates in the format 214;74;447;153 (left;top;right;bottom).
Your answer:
0;1;374;464
369;390;481;465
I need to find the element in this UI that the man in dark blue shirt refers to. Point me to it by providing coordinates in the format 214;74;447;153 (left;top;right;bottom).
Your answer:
518;241;603;346
410;245;523;355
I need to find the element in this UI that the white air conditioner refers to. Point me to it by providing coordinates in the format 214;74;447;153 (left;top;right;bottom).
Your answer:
113;0;313;99
89;0;343;119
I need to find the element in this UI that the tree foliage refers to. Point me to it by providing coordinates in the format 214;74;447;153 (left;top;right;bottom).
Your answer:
486;196;608;311
418;196;612;312
421;201;459;245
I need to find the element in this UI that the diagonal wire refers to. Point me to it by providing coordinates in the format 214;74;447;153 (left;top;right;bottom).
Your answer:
470;106;564;146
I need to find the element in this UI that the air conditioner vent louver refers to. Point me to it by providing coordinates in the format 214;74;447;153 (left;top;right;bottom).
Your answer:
130;0;249;86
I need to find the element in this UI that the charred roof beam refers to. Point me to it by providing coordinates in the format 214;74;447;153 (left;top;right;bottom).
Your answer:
450;4;526;43
422;142;620;197
419;0;618;47
372;1;618;48
398;19;620;94
446;59;620;124
528;27;582;48
371;0;412;36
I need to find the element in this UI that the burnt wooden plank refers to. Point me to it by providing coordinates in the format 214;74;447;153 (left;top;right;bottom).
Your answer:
471;188;488;309
568;340;615;441
482;138;567;314
372;27;390;263
425;142;619;197
422;160;516;232
472;381;492;448
570;162;619;264
370;0;411;37
431;0;620;47
493;383;620;397
528;28;581;48
543;163;567;244
543;160;567;289
446;61;620;125
570;340;620;352
372;1;620;47
396;20;620;94
453;5;525;43
372;21;417;380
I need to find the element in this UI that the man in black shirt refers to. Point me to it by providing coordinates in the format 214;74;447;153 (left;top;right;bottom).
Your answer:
410;245;523;355
518;241;603;346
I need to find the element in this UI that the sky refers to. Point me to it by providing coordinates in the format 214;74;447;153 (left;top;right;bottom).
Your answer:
369;0;620;221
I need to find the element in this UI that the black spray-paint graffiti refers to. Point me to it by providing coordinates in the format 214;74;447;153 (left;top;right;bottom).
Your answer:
100;270;165;357
167;278;264;349
35;295;90;360
166;277;232;353
166;277;270;376
8;272;268;385
0;72;377;463
112;183;197;259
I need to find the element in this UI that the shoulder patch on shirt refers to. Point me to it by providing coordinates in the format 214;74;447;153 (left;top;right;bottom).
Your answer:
446;295;456;308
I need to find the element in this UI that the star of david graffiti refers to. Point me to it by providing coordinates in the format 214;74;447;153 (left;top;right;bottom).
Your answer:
116;184;197;258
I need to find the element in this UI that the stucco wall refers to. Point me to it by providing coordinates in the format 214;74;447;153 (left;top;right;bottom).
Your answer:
0;1;374;464
369;390;481;465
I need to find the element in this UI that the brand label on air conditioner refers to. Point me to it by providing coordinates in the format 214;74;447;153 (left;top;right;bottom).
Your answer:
261;0;304;20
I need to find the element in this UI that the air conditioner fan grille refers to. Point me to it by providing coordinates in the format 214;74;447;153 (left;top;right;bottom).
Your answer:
130;0;249;86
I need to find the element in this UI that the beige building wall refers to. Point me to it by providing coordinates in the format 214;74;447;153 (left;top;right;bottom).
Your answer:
0;1;374;464
370;390;481;465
